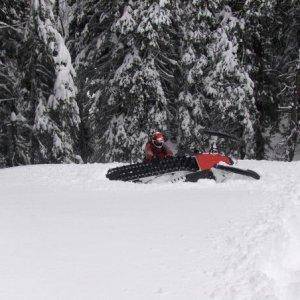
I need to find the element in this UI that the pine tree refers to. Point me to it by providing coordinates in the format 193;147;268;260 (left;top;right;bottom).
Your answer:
20;0;81;163
206;5;258;157
90;1;151;162
68;0;122;162
0;0;31;167
176;1;219;154
100;0;183;162
98;0;180;162
240;0;299;160
273;0;299;161
177;2;258;158
69;0;181;162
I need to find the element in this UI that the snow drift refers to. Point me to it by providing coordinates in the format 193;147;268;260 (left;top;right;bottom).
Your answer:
0;160;299;299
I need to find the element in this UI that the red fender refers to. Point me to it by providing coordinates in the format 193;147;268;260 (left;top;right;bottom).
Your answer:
195;153;233;171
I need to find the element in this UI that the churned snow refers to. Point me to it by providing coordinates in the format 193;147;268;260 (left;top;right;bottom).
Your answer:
0;160;299;299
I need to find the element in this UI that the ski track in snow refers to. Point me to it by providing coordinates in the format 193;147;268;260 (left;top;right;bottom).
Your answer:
0;160;299;300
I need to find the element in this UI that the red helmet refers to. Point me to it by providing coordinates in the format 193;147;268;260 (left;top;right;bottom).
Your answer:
152;131;165;148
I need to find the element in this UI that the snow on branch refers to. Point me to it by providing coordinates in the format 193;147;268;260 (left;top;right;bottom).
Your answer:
0;21;22;33
0;98;18;103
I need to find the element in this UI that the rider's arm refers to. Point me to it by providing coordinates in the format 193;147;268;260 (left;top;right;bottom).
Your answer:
164;144;174;157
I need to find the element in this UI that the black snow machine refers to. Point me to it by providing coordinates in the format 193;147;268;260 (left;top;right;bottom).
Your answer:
106;130;260;184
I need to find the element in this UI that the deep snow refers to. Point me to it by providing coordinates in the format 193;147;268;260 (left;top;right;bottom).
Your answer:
0;160;299;299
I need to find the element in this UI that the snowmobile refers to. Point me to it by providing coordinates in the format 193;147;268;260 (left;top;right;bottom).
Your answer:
106;130;260;183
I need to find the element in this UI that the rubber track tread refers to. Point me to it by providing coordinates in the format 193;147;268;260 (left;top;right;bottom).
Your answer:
106;156;199;181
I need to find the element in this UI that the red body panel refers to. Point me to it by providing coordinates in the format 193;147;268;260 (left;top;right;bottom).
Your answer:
195;153;233;170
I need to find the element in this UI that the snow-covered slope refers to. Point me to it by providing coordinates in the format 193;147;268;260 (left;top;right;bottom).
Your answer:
0;160;299;300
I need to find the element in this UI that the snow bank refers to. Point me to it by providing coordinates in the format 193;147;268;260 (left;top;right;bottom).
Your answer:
0;160;299;299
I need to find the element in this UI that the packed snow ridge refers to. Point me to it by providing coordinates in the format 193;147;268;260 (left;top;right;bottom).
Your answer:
0;160;299;299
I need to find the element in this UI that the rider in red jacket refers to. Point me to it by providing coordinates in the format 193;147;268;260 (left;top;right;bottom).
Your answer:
145;131;173;161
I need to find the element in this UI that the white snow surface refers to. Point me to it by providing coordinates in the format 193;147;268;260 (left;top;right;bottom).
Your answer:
0;160;299;300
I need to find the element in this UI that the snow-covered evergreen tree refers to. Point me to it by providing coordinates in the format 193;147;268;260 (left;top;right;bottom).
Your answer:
68;0;126;162
271;0;299;161
0;1;31;167
98;0;183;162
176;1;218;154
240;0;299;160
205;5;258;157
69;0;181;162
177;3;257;158
99;0;180;162
22;0;81;163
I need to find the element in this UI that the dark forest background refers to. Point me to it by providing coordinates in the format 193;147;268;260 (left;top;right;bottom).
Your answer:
0;0;299;167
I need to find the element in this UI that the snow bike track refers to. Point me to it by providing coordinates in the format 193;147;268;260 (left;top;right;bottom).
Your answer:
0;160;299;299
